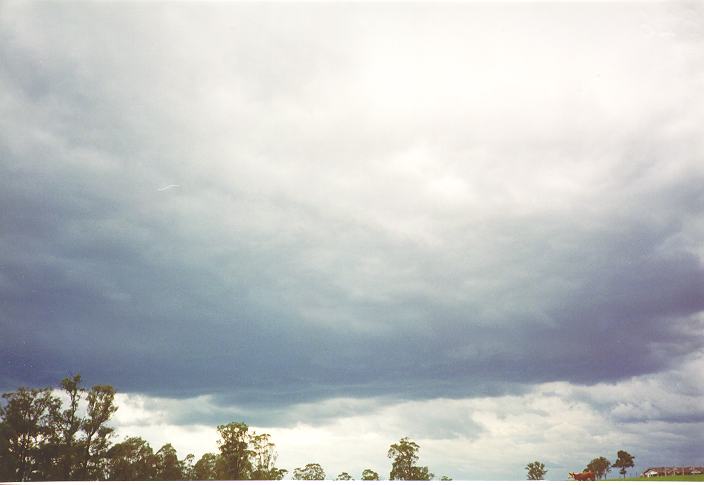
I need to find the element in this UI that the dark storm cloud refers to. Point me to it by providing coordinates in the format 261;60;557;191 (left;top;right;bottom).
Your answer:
2;161;701;403
1;1;703;412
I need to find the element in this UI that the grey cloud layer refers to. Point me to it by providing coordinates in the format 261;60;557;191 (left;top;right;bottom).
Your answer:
107;353;704;479
1;2;703;408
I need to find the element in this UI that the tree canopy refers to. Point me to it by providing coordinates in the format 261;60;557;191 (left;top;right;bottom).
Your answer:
387;437;433;480
361;468;380;480
525;461;547;480
0;377;288;482
614;450;635;479
293;463;326;480
586;456;612;480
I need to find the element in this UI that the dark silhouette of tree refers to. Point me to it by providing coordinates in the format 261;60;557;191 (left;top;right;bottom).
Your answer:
388;437;432;480
193;452;223;480
156;443;183;480
525;461;547;480
56;375;84;480
0;376;119;481
77;385;117;479
293;463;326;480
0;387;60;481
361;468;380;480
181;453;196;480
337;471;353;480
613;451;634;479
0;420;15;480
440;476;453;481
106;436;156;480
586;457;611;480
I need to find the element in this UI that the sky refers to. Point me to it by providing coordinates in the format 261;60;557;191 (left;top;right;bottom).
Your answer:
1;0;703;480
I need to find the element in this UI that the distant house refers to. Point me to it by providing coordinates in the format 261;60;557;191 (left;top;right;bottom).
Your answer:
641;467;704;477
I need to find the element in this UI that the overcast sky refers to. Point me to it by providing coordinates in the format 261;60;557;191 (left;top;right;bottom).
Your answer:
1;0;703;480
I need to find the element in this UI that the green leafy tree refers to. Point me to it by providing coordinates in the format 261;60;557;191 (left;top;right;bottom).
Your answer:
250;431;286;480
0;420;16;481
613;451;634;479
337;471;354;480
293;463;326;480
361;468;380;480
525;461;547;480
181;453;196;480
106;436;156;480
193;452;223;480
388;437;433;480
217;422;254;479
32;437;62;481
440;476;453;481
155;443;183;480
0;387;61;481
77;385;117;479
0;379;302;482
586;457;611;480
0;377;119;481
56;375;84;480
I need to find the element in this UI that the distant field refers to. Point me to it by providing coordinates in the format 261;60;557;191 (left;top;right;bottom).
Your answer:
606;474;704;481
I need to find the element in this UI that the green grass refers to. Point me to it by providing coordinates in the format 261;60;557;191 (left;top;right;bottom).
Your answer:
606;474;704;481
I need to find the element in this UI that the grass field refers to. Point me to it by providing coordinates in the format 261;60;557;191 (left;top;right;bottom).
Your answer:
606;474;704;481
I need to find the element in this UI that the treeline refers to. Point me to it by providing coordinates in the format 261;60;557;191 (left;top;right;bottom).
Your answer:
0;375;449;481
525;451;635;480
